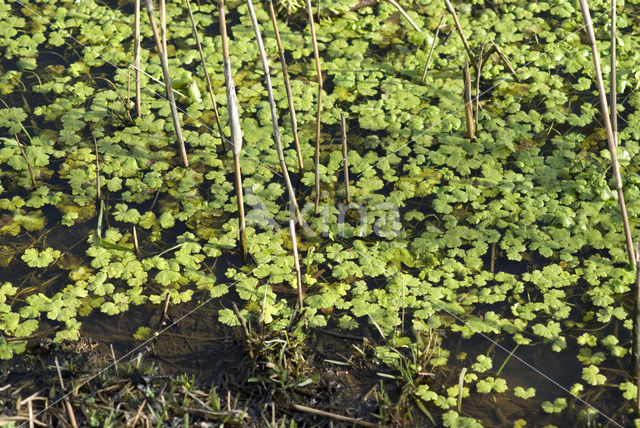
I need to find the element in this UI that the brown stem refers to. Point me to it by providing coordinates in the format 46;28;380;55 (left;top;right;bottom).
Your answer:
491;41;520;82
474;39;487;133
267;0;304;173
14;134;37;188
144;0;189;167
444;0;474;65
463;59;474;139
579;0;635;264
305;0;323;214
420;13;444;85
185;0;225;147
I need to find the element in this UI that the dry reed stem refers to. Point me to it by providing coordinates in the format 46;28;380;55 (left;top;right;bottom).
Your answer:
159;0;168;63
185;0;225;147
55;357;78;428
420;13;444;84
579;0;635;263
291;404;377;427
129;399;147;428
132;225;140;257
611;0;617;145
385;0;421;32
289;219;304;308
474;39;487;133
218;0;247;261
144;0;189;167
636;243;640;414
462;59;474;139
444;0;474;65
340;112;351;204
267;0;304;173
135;0;141;117
305;0;323;214
110;344;118;376
246;0;302;226
491;41;520;82
14;134;37;188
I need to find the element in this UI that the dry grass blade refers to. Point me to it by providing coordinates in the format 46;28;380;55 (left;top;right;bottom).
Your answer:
578;0;635;264
185;0;225;147
267;0;304;173
218;0;247;261
144;0;189;167
246;0;302;226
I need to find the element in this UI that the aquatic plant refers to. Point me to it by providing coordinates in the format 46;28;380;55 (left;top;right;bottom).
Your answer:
0;0;639;424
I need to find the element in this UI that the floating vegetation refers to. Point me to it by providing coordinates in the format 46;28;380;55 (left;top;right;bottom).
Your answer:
1;0;640;425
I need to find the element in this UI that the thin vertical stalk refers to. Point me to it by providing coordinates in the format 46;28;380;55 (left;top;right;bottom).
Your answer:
14;134;37;188
145;0;189;167
219;0;247;262
290;219;304;309
92;133;101;201
132;225;141;257
611;0;617;145
246;0;302;226
185;0;225;146
341;112;351;205
420;13;444;84
579;0;635;264
135;0;141;117
474;40;486;133
267;0;304;173
305;0;323;214
400;275;405;332
160;0;168;63
636;242;640;414
462;59;474;139
444;0;474;65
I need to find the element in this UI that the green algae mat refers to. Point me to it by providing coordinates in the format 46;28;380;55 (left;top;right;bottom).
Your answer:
1;0;640;425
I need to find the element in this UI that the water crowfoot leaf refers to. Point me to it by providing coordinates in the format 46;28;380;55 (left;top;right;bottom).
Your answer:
21;247;61;268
